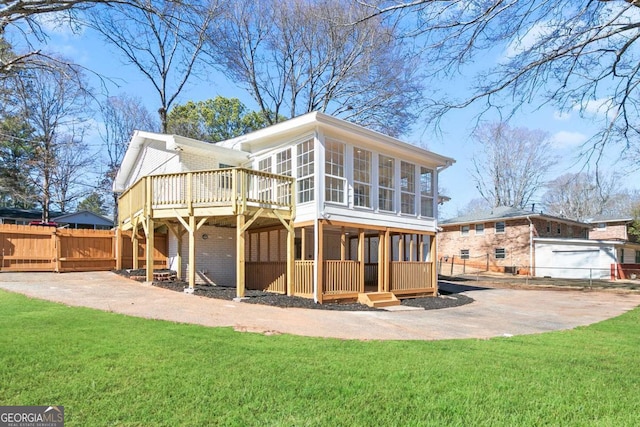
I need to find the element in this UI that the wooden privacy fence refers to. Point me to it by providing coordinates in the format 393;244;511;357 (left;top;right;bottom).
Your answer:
0;224;168;273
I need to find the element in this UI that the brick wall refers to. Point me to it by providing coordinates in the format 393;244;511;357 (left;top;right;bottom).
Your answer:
588;222;628;241
438;217;589;273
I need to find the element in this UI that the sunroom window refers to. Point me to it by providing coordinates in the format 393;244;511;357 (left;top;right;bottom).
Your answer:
379;155;395;211
353;147;371;208
325;140;346;204
401;161;416;215
420;167;434;217
296;139;314;203
275;149;291;205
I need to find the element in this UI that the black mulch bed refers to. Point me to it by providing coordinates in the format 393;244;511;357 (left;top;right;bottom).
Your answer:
116;269;474;311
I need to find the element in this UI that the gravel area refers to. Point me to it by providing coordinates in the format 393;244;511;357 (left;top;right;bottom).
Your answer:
116;269;474;311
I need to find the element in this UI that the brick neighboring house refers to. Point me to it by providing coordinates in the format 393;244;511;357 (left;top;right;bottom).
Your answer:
587;215;640;277
438;206;590;274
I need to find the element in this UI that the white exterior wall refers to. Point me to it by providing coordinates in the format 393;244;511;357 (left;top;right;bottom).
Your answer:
126;141;181;187
168;225;236;286
250;128;440;233
180;151;220;171
534;239;618;279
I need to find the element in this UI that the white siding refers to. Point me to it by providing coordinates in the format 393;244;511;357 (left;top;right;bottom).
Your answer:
534;240;617;279
126;141;181;187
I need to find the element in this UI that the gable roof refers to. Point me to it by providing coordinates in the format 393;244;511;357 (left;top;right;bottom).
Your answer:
114;130;250;192
440;206;590;228
586;215;634;224
0;207;62;221
52;210;114;226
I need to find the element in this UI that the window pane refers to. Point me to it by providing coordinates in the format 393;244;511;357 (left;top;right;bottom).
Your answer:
354;184;370;208
400;161;415;214
495;248;506;259
276;149;291;176
379;155;394;211
495;221;505;233
460;249;470;259
296;139;314;204
325;140;344;177
325;176;345;203
421;196;434;217
353;147;371;208
420;167;433;195
476;223;484;234
461;225;470;235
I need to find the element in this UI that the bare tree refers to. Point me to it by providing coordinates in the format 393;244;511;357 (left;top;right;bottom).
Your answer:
99;93;157;220
208;0;423;137
0;0;158;75
358;0;640;158
50;129;92;212
7;57;91;221
471;122;559;209
542;172;618;221
86;0;217;132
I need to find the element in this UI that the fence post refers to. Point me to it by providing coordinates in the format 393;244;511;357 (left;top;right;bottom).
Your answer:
486;253;489;272
463;257;466;274
450;255;454;276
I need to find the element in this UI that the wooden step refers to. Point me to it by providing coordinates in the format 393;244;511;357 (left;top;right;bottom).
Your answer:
357;292;400;308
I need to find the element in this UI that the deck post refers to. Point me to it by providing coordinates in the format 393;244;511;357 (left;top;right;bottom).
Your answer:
286;219;294;296
430;233;437;293
383;229;391;292
358;228;365;293
316;220;324;303
378;231;385;292
145;218;155;282
115;227;122;270
132;229;139;270
301;227;306;260
236;214;246;298
340;227;346;261
188;215;196;289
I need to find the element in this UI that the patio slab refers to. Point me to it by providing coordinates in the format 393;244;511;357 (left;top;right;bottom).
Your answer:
1;271;639;341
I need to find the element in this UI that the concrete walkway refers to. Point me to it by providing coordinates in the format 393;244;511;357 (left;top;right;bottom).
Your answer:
1;271;639;341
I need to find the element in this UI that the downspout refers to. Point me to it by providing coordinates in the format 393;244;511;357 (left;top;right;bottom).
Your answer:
526;216;533;277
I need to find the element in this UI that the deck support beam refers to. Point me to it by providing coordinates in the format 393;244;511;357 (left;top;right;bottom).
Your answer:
145;217;155;282
358;228;365;293
378;231;385;292
236;214;246;298
430;234;437;292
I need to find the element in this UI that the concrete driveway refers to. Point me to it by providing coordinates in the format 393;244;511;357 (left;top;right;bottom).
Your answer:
1;271;639;341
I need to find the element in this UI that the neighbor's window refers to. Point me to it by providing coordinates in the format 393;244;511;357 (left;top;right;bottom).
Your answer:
597;223;606;229
420;167;434;217
379;155;395;211
495;221;506;233
325;140;346;204
460;249;470;260
461;225;470;236
296;139;314;203
557;224;561;234
475;223;484;235
495;248;506;259
353;147;371;208
636;250;640;264
400;161;416;215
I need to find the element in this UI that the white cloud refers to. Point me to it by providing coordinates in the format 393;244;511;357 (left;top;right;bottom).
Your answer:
35;12;83;37
573;98;618;120
551;131;588;148
503;21;555;60
553;111;571;121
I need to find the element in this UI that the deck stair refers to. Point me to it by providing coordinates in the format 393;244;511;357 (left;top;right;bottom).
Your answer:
358;292;400;308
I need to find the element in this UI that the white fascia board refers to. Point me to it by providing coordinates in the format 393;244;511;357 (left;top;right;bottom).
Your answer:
218;111;455;169
170;134;249;163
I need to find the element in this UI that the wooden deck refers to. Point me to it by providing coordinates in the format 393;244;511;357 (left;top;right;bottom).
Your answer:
117;168;295;289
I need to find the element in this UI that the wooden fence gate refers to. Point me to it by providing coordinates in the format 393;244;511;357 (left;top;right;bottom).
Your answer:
0;224;167;272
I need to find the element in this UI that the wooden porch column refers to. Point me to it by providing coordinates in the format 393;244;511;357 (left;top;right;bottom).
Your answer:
301;227;306;260
430;234;437;292
398;233;404;263
145;218;155;282
358;228;365;293
236;214;246;298
377;231;385;292
316;220;324;303
383;229;391;292
132;229;139;270
286;219;294;296
188;215;196;289
340;227;346;260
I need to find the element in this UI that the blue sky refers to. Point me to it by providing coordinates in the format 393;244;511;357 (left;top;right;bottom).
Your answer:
25;14;638;219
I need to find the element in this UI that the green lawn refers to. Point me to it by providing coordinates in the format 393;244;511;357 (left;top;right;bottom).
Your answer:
1;290;639;426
